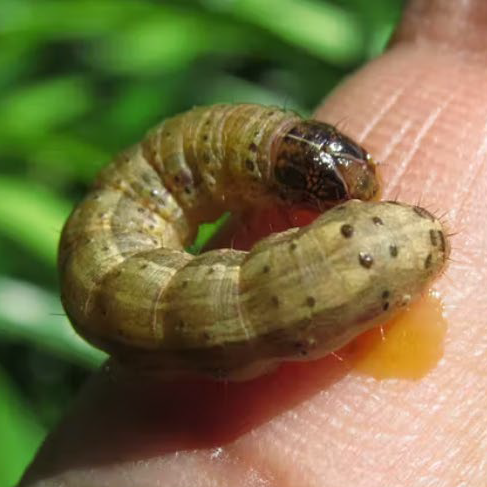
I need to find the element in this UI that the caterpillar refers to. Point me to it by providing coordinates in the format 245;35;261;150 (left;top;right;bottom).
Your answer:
58;104;449;380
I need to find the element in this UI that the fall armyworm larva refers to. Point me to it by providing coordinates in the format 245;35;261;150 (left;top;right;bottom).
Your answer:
58;104;449;380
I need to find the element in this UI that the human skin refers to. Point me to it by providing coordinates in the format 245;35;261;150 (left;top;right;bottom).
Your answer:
20;0;487;485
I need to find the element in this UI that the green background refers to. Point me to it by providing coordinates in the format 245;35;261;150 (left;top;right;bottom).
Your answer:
0;0;403;484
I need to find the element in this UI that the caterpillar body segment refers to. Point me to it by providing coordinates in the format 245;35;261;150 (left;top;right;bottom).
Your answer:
58;104;448;380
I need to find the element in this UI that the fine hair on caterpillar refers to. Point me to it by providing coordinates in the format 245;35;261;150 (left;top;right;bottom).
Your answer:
58;104;450;380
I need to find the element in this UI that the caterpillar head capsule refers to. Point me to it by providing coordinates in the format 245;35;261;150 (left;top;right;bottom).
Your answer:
272;120;381;210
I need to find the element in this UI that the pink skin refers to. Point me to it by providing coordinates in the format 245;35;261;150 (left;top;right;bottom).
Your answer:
20;1;487;485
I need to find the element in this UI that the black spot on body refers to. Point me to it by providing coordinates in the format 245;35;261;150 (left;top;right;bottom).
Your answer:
372;216;383;225
271;296;280;307
306;296;316;308
140;263;148;270
438;230;446;252
413;206;435;221
359;252;374;268
382;290;390;299
249;142;258;152
207;267;215;274
289;242;297;251
202;331;211;341
176;321;186;331
182;280;189;288
202;134;209;141
430;229;438;246
382;302;390;311
293;341;308;356
245;159;255;171
184;186;192;194
340;224;354;238
389;245;398;257
425;253;433;268
263;265;270;273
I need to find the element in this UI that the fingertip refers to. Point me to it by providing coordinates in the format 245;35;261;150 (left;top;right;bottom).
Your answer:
392;0;487;56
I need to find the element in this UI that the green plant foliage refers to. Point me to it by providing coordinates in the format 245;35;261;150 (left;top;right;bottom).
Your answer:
0;367;46;487
0;0;403;483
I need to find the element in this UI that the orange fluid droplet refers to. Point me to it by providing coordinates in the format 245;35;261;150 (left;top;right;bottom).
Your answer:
338;290;447;380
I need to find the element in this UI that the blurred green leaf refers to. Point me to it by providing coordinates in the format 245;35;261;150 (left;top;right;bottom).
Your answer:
0;76;92;140
196;74;307;113
0;0;154;39
0;277;106;368
205;0;364;64
90;9;253;74
0;366;45;487
0;177;72;266
29;134;108;184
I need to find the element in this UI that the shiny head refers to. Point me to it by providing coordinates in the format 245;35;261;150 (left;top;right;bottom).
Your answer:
272;120;380;209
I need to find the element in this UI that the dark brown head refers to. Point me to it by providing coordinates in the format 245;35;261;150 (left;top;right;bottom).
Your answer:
271;120;380;209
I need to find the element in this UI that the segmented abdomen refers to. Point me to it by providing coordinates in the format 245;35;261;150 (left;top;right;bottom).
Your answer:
58;104;449;380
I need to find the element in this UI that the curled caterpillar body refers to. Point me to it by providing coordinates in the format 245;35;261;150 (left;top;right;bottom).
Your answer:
59;104;448;380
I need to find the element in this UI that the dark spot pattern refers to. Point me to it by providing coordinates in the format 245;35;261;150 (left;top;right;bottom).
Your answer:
389;245;398;257
202;331;211;341
176;321;186;331
382;290;390;299
271;296;280;307
425;253;432;268
263;265;270;273
413;206;435;221
306;296;316;308
430;229;438;246
438;231;446;252
340;224;354;238
245;159;255;171
358;252;374;269
289;242;297;251
249;142;258;152
372;216;383;225
382;302;390;311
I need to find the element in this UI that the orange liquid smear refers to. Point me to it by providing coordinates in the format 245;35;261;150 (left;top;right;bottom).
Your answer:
338;290;447;380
